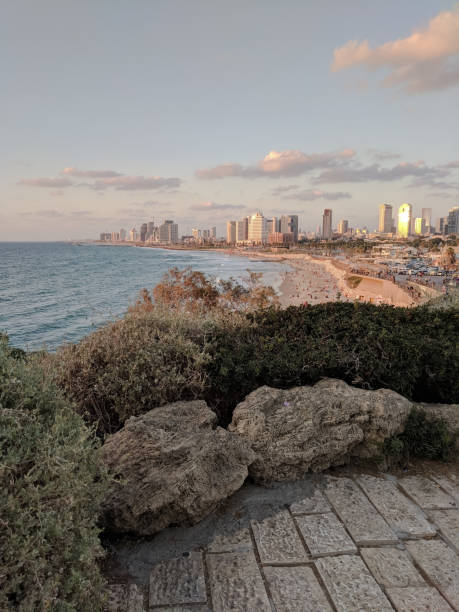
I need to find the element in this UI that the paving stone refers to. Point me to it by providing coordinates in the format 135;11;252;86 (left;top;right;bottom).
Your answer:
398;476;457;510
360;547;426;588
149;552;206;607
206;550;271;612
105;584;144;612
387;586;453;611
206;526;253;554
432;476;459;504
296;512;357;557
324;477;397;545
153;607;211;612
263;565;332;611
315;555;393;611
250;508;308;564
429;509;459;553
357;475;436;538
289;488;331;515
406;539;459;610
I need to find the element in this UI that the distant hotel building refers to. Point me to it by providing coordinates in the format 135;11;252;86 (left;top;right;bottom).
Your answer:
447;206;459;235
414;217;426;235
248;212;268;244
322;209;332;239
280;215;298;242
397;203;412;238
378;204;393;234
159;220;178;244
226;221;236;244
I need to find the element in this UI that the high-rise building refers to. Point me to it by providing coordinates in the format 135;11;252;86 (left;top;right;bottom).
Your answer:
322;209;332;239
248;212;268;243
226;221;237;244
447;206;459;235
192;228;201;240
236;216;249;242
378;204;393;233
119;228;126;241
421;208;432;234
435;217;447;235
211;227;217;238
140;223;148;242
280;215;299;242
146;221;155;240
397;203;412;238
267;217;279;234
337;219;348;235
159;220;178;243
414;217;426;235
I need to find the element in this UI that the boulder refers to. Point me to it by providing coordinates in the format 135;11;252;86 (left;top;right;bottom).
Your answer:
100;400;255;535
228;378;412;483
416;402;459;446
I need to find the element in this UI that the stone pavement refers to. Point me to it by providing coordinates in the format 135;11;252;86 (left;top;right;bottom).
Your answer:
106;470;459;611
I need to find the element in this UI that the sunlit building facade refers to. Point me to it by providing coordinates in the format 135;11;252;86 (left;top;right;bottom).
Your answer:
378;204;393;233
397;203;412;238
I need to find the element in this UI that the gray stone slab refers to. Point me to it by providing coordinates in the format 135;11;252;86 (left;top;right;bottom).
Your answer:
289;488;331;515
429;509;459;553
432;475;459;504
296;512;357;557
250;508;308;564
398;476;457;510
149;552;207;607
105;584;144;612
153;607;211;612
315;555;393;611
360;547;426;588
324;476;397;545
206;526;253;554
406;539;459;610
387;586;453;611
264;565;332;612
357;475;436;538
206;550;271;612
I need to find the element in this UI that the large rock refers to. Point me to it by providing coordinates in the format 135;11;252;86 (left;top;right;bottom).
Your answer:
416;403;459;445
228;379;412;483
100;400;255;535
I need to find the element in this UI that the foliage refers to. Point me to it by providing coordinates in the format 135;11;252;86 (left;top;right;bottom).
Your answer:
149;266;279;313
346;275;363;289
0;335;108;611
43;307;218;434
382;408;456;464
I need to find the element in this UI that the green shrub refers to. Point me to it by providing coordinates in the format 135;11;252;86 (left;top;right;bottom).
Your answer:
0;335;108;611
44;308;217;434
45;297;458;433
382;408;456;464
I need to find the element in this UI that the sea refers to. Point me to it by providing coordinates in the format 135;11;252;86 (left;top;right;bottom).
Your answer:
0;242;288;351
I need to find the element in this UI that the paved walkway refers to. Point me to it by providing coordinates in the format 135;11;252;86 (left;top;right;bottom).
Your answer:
106;470;459;611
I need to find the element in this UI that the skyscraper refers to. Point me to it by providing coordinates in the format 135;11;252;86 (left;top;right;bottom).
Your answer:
447;206;459;235
337;219;348;235
322;209;332;239
397;203;412;238
421;208;432;234
226;221;236;243
236;216;249;243
378;204;393;233
280;215;299;242
159;220;178;243
414;217;426;235
140;223;148;242
248;212;268;243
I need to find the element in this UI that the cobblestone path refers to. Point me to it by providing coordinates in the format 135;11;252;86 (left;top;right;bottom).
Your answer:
106;471;459;611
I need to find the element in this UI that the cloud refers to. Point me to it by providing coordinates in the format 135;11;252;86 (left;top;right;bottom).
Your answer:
18;177;73;188
315;161;447;183
271;184;300;195
189;201;247;211
50;190;64;196
61;166;122;178
196;149;356;179
91;176;181;190
331;6;459;93
440;160;459;169
367;149;401;161
284;189;352;201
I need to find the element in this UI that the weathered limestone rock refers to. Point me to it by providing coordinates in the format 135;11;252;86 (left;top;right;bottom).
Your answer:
229;378;412;483
100;401;255;535
416;403;459;443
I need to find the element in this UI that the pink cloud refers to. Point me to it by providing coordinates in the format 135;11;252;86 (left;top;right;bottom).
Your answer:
18;177;73;188
61;166;122;178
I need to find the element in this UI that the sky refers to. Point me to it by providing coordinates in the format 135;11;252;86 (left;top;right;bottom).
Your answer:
1;0;459;240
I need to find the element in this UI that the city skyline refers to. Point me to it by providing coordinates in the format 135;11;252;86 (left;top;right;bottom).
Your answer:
2;1;459;240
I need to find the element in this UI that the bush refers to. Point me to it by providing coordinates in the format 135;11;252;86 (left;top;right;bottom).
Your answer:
44;307;218;434
382;408;456;464
0;335;108;611
46;297;458;433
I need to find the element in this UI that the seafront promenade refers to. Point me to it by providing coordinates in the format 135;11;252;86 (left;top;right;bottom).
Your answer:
107;468;459;611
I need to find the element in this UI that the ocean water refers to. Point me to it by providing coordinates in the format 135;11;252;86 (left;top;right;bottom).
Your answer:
0;242;288;350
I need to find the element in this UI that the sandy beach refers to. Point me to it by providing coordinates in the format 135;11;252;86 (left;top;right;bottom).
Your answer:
227;250;417;307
